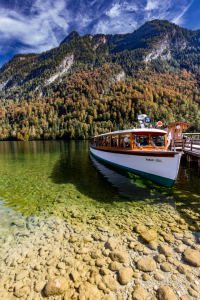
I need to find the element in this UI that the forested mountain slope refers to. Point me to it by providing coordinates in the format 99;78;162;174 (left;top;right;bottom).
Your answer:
0;19;200;140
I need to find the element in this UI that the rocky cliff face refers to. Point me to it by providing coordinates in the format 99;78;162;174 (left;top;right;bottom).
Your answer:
144;29;187;62
0;19;199;99
93;35;107;50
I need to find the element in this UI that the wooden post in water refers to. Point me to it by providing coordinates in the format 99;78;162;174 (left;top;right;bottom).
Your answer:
198;158;200;169
187;155;191;162
191;140;193;151
182;139;186;150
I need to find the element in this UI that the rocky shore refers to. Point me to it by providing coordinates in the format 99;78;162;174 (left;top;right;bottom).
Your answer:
0;215;200;300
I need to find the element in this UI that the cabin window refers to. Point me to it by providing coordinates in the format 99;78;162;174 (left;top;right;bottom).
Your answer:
111;135;119;147
102;136;106;146
92;138;97;147
119;134;131;148
105;135;110;146
134;135;149;147
98;137;102;146
150;135;165;147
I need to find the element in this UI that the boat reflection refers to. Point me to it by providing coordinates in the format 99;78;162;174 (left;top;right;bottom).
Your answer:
90;154;174;204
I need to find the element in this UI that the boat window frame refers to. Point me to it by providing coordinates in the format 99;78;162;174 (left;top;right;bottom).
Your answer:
133;134;150;148
105;135;111;147
119;133;132;149
111;134;119;148
133;132;167;149
98;136;102;147
102;135;106;147
150;134;166;148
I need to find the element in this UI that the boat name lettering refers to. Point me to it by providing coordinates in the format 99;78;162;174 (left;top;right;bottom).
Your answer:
155;159;162;163
146;158;154;161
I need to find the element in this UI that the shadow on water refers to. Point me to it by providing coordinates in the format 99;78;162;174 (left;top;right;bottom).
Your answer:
50;142;174;207
49;142;200;231
48;141;179;232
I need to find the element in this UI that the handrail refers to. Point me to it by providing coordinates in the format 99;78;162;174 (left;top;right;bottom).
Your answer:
173;138;200;151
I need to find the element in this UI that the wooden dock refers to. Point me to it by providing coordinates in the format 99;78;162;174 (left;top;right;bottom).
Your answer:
173;136;200;166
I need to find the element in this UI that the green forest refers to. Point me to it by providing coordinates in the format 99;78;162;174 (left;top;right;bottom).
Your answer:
1;19;200;141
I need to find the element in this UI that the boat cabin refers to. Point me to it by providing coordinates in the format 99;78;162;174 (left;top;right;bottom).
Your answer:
90;129;167;151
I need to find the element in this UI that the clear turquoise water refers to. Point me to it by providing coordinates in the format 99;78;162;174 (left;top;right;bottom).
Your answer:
0;140;199;237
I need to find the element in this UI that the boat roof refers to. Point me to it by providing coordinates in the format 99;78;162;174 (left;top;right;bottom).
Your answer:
94;128;167;137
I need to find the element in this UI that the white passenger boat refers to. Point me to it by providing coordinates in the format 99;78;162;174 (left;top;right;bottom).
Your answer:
89;117;182;188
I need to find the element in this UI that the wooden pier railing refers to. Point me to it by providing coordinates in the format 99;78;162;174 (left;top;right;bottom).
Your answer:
173;139;200;151
173;138;200;161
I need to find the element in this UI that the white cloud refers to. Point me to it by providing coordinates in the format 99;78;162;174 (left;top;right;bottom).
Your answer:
105;1;138;18
106;3;122;18
123;3;138;11
75;14;92;28
0;0;198;67
145;0;160;11
0;0;70;54
172;0;194;25
93;18;138;35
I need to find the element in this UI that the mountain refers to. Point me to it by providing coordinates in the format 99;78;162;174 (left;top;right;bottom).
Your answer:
0;19;200;141
1;20;200;95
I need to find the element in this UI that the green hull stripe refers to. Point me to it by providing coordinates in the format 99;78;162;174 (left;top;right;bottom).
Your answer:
91;151;175;188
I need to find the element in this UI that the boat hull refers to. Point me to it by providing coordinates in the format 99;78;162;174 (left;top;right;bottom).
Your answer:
90;147;181;188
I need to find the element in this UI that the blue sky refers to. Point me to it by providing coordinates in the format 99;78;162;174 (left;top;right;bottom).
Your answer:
0;0;199;67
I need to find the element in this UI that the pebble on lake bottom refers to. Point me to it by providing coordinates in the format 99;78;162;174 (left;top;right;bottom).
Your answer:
0;209;200;300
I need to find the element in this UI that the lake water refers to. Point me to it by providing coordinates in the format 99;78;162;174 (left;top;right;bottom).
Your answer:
0;140;200;246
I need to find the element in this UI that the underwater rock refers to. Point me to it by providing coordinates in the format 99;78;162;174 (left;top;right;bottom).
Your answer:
34;281;46;292
103;275;119;292
15;270;29;281
44;277;68;296
175;244;187;253
79;282;101;300
135;225;146;233
102;296;116;300
132;286;148;300
154;273;165;281
109;261;120;271
140;230;157;243
188;288;198;298
148;241;157;250
142;274;151;281
158;286;178;300
159;244;172;257
118;268;134;285
184;249;200;267
137;257;156;272
110;250;128;263
105;238;119;251
160;262;173;272
14;286;30;298
155;254;166;263
178;264;192;275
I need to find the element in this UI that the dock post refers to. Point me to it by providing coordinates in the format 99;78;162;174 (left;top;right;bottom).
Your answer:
187;155;191;162
198;158;200;168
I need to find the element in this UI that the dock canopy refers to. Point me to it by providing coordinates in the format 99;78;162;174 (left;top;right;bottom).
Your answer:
163;120;193;140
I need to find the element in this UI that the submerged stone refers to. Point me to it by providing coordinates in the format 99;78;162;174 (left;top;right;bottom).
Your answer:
137;257;156;272
184;249;200;267
140;230;157;243
44;277;68;296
